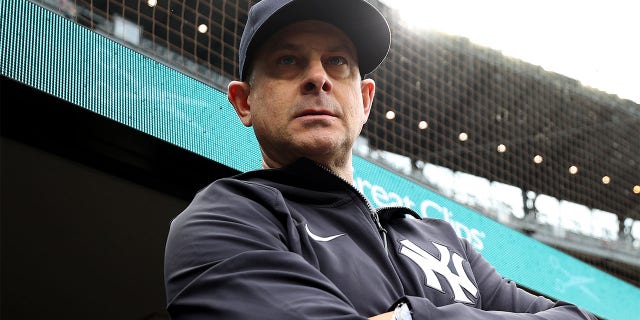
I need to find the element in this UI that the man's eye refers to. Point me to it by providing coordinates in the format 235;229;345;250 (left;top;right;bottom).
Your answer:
326;56;347;66
278;56;296;65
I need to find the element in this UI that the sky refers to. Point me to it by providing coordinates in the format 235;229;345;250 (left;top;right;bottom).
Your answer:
380;0;640;104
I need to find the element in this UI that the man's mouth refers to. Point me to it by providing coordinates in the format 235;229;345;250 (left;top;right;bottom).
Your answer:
296;109;336;118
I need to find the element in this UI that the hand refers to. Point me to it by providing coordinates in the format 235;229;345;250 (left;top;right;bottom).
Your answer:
369;311;394;320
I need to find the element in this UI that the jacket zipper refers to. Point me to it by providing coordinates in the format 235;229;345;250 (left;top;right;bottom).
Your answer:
314;162;389;254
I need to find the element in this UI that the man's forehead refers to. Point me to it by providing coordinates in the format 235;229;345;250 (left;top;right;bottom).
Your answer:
262;21;357;54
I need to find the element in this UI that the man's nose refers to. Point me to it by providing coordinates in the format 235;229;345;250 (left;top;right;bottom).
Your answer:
302;60;332;93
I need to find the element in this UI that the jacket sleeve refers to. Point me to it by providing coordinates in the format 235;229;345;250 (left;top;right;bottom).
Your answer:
404;295;597;320
163;179;369;320
402;235;598;320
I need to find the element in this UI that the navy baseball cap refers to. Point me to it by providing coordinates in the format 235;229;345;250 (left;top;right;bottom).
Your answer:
238;0;391;81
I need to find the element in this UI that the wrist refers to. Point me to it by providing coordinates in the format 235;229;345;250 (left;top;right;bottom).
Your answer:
391;302;412;320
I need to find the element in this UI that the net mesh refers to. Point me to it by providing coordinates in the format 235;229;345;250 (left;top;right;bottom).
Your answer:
36;0;640;286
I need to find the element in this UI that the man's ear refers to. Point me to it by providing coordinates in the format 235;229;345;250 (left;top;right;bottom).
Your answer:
227;80;253;127
361;78;375;124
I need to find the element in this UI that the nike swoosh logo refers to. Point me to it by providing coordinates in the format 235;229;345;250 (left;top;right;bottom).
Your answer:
305;224;345;242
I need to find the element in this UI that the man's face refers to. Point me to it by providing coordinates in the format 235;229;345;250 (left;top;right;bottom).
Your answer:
234;20;375;169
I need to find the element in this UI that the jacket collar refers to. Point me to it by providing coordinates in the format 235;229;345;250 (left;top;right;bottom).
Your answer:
236;157;349;192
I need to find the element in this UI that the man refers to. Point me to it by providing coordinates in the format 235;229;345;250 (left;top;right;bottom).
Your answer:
163;0;598;319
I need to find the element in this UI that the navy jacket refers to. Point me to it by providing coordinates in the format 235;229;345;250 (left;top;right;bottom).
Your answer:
164;158;596;319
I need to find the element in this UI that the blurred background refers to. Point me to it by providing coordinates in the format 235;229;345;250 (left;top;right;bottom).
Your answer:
2;0;638;319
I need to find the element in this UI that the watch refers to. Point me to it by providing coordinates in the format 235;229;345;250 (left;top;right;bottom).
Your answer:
391;302;412;320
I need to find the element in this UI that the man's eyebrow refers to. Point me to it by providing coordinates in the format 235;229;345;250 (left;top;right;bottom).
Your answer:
327;44;356;55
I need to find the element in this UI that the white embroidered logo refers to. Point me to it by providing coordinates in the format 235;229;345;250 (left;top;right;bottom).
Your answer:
400;239;478;304
305;224;345;242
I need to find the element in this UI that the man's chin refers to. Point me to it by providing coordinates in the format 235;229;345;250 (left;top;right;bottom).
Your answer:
297;137;339;152
295;140;351;160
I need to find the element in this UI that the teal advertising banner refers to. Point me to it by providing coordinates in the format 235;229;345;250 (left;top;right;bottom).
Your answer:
0;0;262;173
2;0;638;318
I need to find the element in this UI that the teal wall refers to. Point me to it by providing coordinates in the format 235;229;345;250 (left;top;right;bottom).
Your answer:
2;0;638;318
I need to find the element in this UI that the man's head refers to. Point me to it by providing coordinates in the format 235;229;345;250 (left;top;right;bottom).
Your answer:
227;0;391;181
238;0;391;81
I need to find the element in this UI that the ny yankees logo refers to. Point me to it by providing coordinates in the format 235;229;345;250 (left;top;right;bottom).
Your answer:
400;239;478;304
